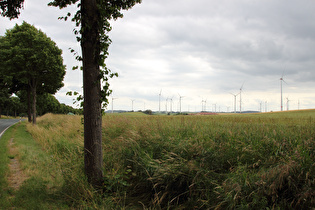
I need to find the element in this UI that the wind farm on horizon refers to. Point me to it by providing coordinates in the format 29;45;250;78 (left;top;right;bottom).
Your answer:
107;73;307;114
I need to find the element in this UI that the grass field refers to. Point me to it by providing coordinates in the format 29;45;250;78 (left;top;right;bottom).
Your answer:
1;110;314;209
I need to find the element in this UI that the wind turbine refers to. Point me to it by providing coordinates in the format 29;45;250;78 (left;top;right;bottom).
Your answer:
201;100;205;112
280;73;288;111
298;99;300;110
286;97;290;111
212;103;216;113
159;89;162;113
131;99;135;111
239;82;244;114
178;93;185;113
230;92;239;113
201;99;207;112
111;97;117;113
169;97;174;113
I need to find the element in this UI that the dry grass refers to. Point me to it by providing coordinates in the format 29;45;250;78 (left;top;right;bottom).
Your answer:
7;138;29;191
21;111;315;209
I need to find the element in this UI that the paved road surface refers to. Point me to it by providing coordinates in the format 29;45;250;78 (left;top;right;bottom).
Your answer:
0;119;22;138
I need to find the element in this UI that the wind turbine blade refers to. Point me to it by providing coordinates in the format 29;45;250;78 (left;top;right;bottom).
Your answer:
230;92;239;96
240;81;245;90
281;65;286;78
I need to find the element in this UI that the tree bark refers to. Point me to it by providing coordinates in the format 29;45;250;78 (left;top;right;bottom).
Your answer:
30;79;37;124
81;0;103;188
27;86;32;122
31;87;36;124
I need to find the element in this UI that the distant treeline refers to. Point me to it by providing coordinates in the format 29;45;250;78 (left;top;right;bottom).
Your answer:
0;92;82;118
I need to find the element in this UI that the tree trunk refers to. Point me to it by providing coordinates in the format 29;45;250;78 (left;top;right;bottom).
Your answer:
81;0;103;188
31;85;36;124
27;87;32;122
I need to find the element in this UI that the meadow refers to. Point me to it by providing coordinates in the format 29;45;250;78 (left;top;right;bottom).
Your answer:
1;110;314;209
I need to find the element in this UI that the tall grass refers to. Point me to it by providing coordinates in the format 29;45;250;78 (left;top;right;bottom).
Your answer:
24;111;315;209
101;111;315;209
0;123;12;208
26;114;116;209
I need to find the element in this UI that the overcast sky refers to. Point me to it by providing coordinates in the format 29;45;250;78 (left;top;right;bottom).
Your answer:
1;0;315;112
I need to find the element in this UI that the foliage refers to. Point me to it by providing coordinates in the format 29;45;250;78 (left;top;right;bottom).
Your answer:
2;22;65;94
17;91;82;116
143;109;153;115
48;0;141;108
0;0;24;19
1;22;66;123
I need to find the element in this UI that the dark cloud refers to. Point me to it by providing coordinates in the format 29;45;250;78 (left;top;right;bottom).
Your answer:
1;0;315;111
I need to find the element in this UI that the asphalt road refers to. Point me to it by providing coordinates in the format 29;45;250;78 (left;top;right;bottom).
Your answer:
0;119;22;138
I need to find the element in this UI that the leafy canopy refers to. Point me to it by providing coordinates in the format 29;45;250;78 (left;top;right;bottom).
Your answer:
2;21;66;94
48;0;141;107
0;0;24;19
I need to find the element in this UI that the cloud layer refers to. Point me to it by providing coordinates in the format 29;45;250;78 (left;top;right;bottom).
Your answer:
1;0;315;112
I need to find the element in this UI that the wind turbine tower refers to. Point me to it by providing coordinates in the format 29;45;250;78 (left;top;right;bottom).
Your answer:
286;97;290;111
280;77;283;111
280;74;287;111
230;93;239;113
201;99;207;112
111;97;117;113
131;99;135;111
159;89;162;113
178;93;184;113
213;103;216;113
170;97;173;113
298;99;300;110
239;83;244;113
201;99;206;112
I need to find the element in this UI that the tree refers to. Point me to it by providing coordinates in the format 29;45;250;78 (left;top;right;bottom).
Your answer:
1;22;66;124
49;0;142;188
0;87;10;118
8;96;22;117
0;0;24;19
1;0;141;188
0;35;13;118
36;93;60;115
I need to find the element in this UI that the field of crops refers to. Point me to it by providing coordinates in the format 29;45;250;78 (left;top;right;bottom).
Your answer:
25;110;314;209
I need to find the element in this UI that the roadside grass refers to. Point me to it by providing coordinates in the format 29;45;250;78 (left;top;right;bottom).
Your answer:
0;123;12;208
0;122;72;209
26;113;116;209
2;110;314;209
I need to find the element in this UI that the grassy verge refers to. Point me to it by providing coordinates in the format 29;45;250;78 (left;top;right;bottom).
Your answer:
0;122;71;209
26;114;116;209
0;122;12;207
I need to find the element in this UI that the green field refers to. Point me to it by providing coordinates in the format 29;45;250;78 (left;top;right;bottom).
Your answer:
1;110;314;209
